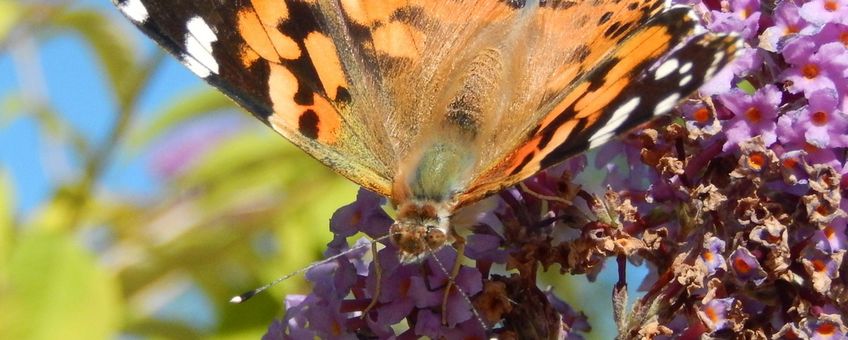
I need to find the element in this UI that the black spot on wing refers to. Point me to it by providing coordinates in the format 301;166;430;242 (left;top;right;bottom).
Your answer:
510;152;535;176
298;109;320;139
598;11;613;25
584;57;619;92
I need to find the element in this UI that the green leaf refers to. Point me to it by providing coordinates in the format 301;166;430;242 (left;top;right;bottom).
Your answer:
0;0;22;45
0;231;121;339
0;170;13;269
737;79;756;94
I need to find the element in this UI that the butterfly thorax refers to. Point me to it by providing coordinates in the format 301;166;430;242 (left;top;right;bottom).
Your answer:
389;45;510;261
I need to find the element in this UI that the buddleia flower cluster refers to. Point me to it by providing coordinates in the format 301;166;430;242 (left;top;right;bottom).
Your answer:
265;0;847;338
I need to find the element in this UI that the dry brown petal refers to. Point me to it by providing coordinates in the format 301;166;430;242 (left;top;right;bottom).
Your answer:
806;163;841;193
641;148;662;168
641;128;660;145
693;184;727;212
497;275;562;340
749;216;788;248
735;196;770;226
635;319;673;339
701;278;723;304
614;235;646;257
658;155;685;176
664;122;686;140
763;245;791;275
725;298;749;333
473;280;513;325
674;261;705;294
803;193;846;225
616;198;638;223
687;117;723;140
772;323;809;340
642;227;669;252
800;251;844;295
730;136;780;180
743;329;768;340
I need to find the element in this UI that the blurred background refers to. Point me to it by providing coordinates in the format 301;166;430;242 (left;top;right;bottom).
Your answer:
0;0;633;338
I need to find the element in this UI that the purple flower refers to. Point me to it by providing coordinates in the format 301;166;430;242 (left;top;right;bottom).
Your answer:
803;314;847;339
717;84;782;151
800;0;848;26
701;236;727;275
697;297;738;332
700;47;763;96
728;247;768;286
801;249;842;294
149;114;243;178
813;217;847;253
782;39;848;98
708;0;761;40
329;188;393;240
777;89;848;149
761;1;813;52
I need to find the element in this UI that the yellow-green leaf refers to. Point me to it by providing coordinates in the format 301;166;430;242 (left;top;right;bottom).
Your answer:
0;231;121;340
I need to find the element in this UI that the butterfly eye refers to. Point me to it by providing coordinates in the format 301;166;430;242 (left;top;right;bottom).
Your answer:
425;228;447;250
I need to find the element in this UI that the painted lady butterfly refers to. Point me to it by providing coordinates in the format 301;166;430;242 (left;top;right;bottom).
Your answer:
114;0;739;262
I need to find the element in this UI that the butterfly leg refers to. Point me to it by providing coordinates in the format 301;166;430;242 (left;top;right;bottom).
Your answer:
441;234;466;325
362;241;381;318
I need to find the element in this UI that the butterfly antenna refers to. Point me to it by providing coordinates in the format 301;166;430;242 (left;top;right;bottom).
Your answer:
229;234;392;303
426;244;489;332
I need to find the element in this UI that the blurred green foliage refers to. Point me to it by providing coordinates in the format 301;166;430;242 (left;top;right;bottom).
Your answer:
0;1;357;338
0;1;623;339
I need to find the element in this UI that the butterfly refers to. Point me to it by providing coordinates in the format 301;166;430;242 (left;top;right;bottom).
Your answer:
114;0;739;262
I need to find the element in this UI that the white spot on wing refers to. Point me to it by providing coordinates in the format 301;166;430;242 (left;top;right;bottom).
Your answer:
588;97;641;148
679;74;693;87
182;54;211;78
679;62;693;74
588;133;613;149
654;58;679;80
118;0;148;23
184;16;219;77
653;93;680;116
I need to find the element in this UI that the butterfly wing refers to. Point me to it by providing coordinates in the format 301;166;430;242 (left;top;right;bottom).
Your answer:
457;5;741;205
114;0;400;196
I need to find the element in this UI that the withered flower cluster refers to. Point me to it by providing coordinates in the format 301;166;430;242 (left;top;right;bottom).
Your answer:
265;0;847;338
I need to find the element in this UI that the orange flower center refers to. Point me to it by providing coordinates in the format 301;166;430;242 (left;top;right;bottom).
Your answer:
782;158;798;169
705;305;720;322
785;25;799;34
744;107;762;122
803;142;820;153
816;204;832;216
841;31;848;45
767;234;781;244
332;320;343;336
734;257;752;273
824;225;835;240
824;0;838;11
748;152;767;170
693;107;712;123
811;111;829;126
817;322;836;335
812;258;827;272
802;64;820;79
703;251;714;261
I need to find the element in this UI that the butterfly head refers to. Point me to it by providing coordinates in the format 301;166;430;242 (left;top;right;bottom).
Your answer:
390;201;452;263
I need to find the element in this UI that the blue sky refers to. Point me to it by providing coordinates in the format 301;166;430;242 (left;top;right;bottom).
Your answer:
1;0;203;214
